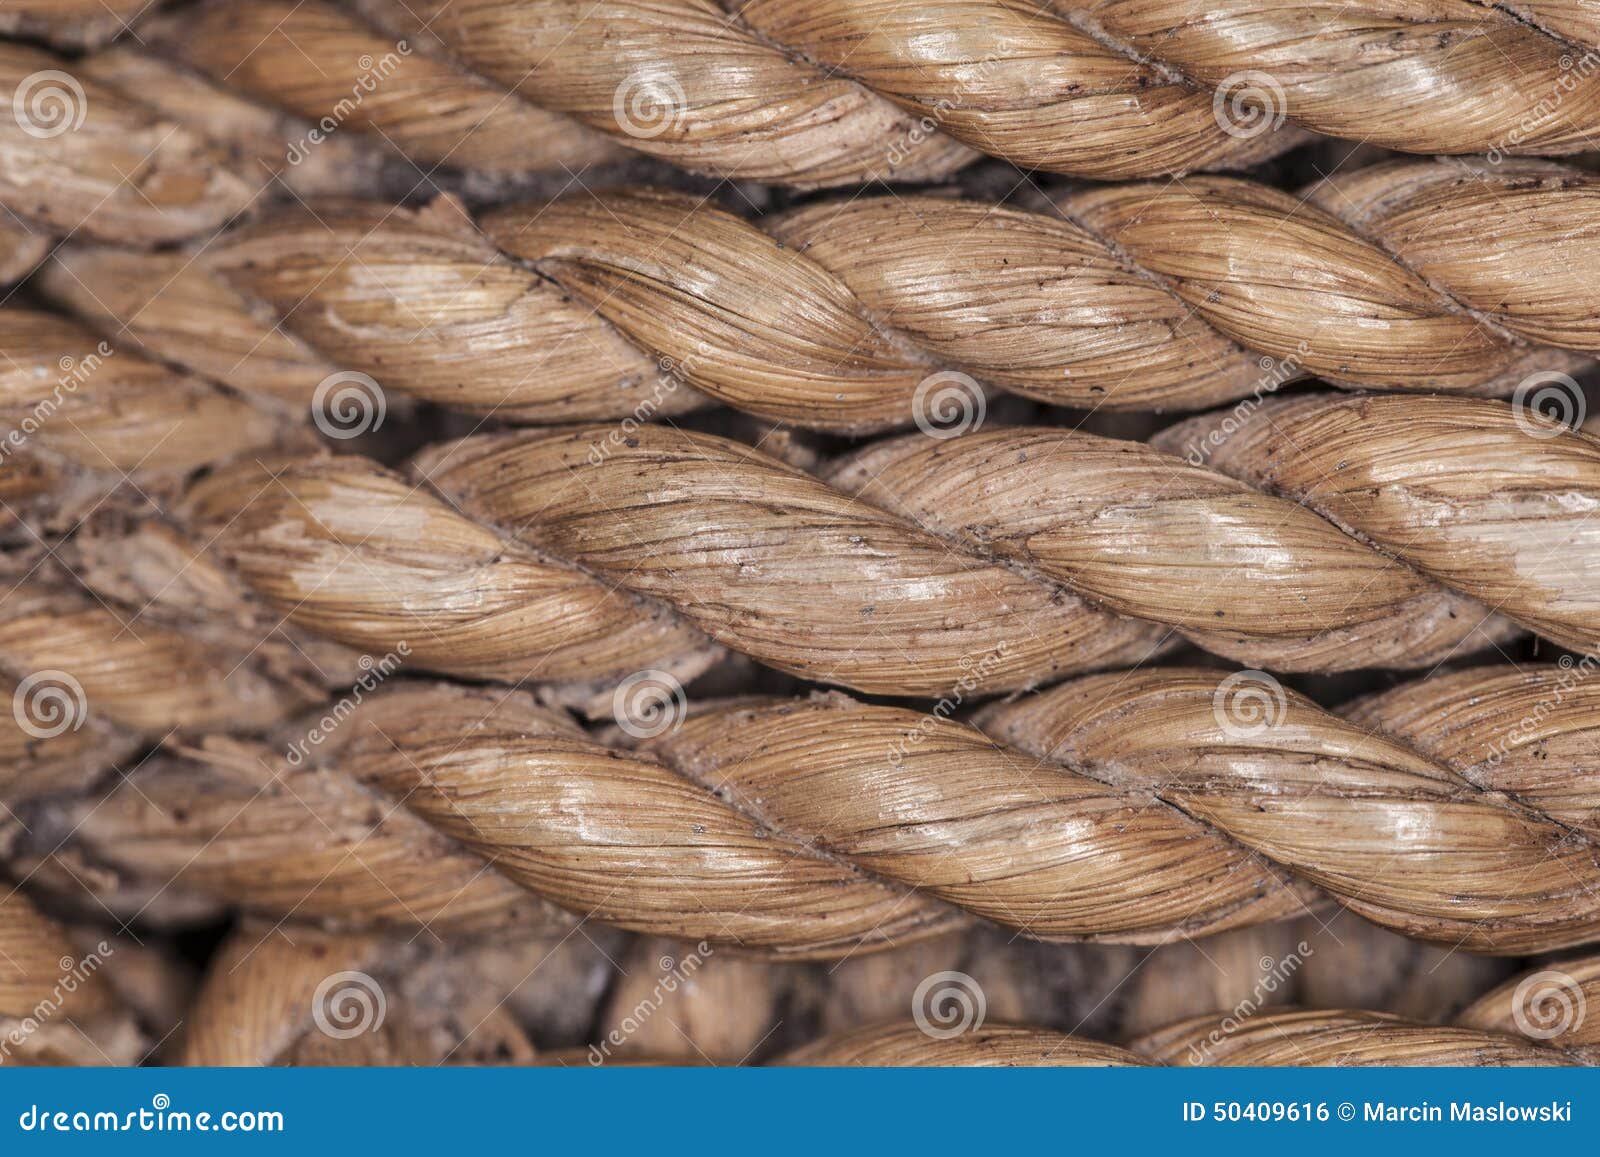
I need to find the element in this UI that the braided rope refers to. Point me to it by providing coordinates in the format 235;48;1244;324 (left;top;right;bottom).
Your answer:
139;0;1600;185
40;160;1600;424
19;660;1600;956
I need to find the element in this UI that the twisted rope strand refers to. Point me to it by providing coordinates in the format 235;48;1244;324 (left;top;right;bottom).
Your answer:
140;0;626;176
0;308;305;535
0;35;412;278
0;892;143;1065
128;403;1574;686
412;416;1552;682
41;160;1598;429
0;41;257;245
787;1014;1567;1067
9;332;1586;684
155;0;1600;183
31;664;1600;955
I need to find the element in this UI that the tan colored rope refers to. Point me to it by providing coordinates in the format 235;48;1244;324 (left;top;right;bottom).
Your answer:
21;386;1583;685
168;926;1596;1065
0;0;148;49
5;312;1591;683
0;42;256;245
0;36;400;282
1124;1010;1571;1068
414;412;1576;680
174;924;538;1066
140;0;625;177
0;892;143;1065
787;1015;1567;1067
0;308;307;538
40;159;1599;428
140;0;1600;185
22;662;1600;956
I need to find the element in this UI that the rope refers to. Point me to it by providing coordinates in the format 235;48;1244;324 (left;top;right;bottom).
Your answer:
167;924;1600;1065
0;0;146;50
0;892;143;1065
41;160;1600;423
6;380;1592;685
18;662;1600;956
786;1015;1567;1067
136;0;1600;184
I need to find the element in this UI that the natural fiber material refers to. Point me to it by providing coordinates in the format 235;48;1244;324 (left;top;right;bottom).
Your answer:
0;38;398;285
142;1;623;176
43;159;1600;422
0;42;255;244
19;662;1600;956
0;304;322;541
0;0;147;49
1124;1011;1571;1068
413;415;1565;678
19;395;1590;690
1461;956;1600;1063
142;0;1600;184
0;893;143;1066
165;927;1597;1066
786;1017;1567;1067
175;927;537;1066
0;310;292;481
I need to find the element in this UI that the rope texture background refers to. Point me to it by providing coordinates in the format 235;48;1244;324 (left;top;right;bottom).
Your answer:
6;0;1600;1070
110;0;1600;184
